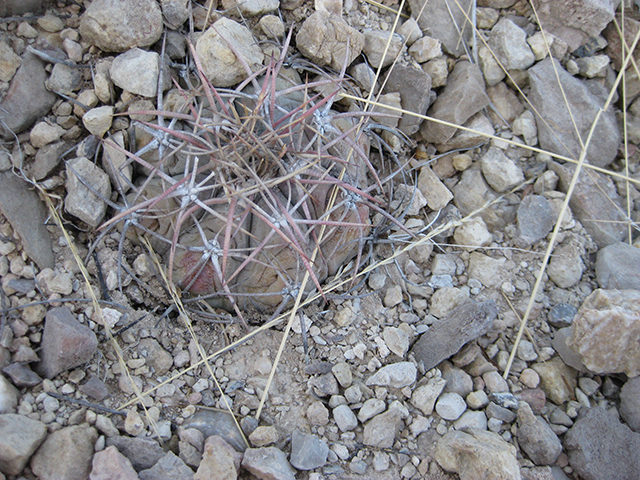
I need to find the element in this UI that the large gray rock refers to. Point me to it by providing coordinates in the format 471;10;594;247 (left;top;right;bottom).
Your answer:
0;171;54;270
517;402;562;466
514;195;555;248
289;430;328;470
65;157;111;228
408;0;474;56
36;307;98;379
296;11;364;72
79;0;163;52
565;407;640;480
531;0;616;51
595;242;640;289
106;436;166;471
195;17;263;88
0;414;47;475
30;425;98;480
383;65;432;135
529;59;620;169
548;162;627;247
436;429;522;480
568;289;640;377
139;452;194;480
0;52;56;139
410;300;497;371
421;61;490;146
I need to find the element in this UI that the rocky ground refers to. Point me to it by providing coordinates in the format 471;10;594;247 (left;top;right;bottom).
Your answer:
1;0;640;479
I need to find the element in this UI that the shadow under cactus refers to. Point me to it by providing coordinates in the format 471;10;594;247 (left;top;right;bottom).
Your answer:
96;36;412;321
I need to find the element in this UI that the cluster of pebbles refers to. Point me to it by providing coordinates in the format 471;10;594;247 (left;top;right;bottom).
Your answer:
1;0;640;479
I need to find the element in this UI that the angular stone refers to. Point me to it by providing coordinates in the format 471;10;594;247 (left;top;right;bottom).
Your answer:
408;0;473;56
421;61;489;145
517;402;562;466
515;195;555;248
358;398;386;423
0;414;47;475
31;425;98;480
595;242;640;290
565;407;640;480
468;252;507;288
31;141;70;181
411;300;497;371
435;429;521;480
480;147;524;193
547;240;584;288
363;29;405;69
196;17;263;88
568;289;640;377
139;452;194;480
2;363;42;388
333;404;358;432
363;409;403;448
0;171;54;269
79;0;163;52
383;65;432;135
195;435;241;480
453;217;492;250
106;436;166;471
296;11;364;72
65;157;111;227
488;18;535;71
382;326;410;358
110;48;160;97
531;0;615;51
137;338;172;376
90;446;139;480
241;447;296;480
289;430;329;470
82;106;114;137
181;410;247;453
531;357;577;405
529;59;620;169
36;307;98;379
0;52;57;139
417;165;453;210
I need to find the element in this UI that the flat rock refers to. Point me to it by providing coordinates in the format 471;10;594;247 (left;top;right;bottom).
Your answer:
30;141;70;181
0;414;47;475
365;362;417;388
2;363;42;388
595;242;640;289
488;18;535;70
420;61;489;146
515;195;555;248
363;409;403;448
548;161;627;247
435;429;521;480
408;0;473;56
79;0;163;52
531;0;615;51
241;447;296;480
31;424;98;480
296;11;364;72
195;435;241;480
105;436;166;471
36;307;98;379
289;430;328;470
383;64;432;135
358;398;386;423
529;58;620;169
110;48;160;97
65;157;111;228
620;377;640;433
139;452;194;480
568;289;640;376
565;407;640;480
417;165;453;210
90;446;139;480
517;402;562;466
0;171;54;269
181;410;247;453
195;17;263;88
410;300;498;372
223;0;279;16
